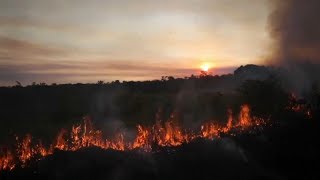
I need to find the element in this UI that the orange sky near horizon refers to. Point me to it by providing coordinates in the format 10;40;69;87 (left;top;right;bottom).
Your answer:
0;0;271;86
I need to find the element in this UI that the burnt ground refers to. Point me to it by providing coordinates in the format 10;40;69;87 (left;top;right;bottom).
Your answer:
1;124;319;180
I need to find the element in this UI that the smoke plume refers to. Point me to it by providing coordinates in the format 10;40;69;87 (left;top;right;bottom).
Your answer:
269;0;320;63
268;0;320;94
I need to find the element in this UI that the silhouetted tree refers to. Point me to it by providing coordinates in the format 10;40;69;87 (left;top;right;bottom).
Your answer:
97;80;104;85
15;81;22;87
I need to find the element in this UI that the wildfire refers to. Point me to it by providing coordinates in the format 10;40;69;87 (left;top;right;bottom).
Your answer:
0;104;266;172
0;150;15;171
133;125;152;151
238;104;251;127
287;93;312;119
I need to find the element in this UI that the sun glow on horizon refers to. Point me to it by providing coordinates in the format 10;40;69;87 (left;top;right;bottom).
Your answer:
200;63;215;72
201;64;209;72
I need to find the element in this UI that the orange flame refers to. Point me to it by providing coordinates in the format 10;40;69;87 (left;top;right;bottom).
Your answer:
133;125;152;151
286;93;312;118
153;113;188;147
55;129;68;150
201;123;219;139
238;104;251;127
222;109;233;133
1;104;266;172
17;134;33;166
0;150;15;171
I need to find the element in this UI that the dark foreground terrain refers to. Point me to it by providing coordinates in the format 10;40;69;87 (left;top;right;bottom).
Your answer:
1;123;319;180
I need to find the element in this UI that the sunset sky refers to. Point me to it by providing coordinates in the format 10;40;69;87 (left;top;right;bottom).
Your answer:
0;0;272;86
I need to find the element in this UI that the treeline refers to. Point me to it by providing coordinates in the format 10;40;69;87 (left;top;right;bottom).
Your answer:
0;64;319;143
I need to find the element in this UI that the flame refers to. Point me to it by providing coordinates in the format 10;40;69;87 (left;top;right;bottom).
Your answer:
153;112;190;147
17;134;33;166
133;125;152;151
55;129;68;150
238;104;251;127
0;149;15;171
35;141;52;157
222;109;233;133
201;123;219;139
1;104;266;172
286;93;312;118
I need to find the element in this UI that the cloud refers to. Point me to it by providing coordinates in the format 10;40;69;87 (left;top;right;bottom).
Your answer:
0;0;265;85
0;0;270;64
0;36;68;62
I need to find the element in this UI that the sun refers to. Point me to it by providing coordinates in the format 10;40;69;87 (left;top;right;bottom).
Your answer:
200;63;210;72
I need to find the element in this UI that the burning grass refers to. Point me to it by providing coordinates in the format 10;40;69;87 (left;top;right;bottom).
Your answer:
1;104;269;172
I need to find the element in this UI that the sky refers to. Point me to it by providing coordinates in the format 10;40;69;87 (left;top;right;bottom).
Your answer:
0;0;271;86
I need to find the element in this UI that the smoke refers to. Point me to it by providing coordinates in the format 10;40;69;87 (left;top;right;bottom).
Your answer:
268;0;320;94
268;0;320;63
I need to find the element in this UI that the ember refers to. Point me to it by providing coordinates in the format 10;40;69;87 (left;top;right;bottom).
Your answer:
287;93;313;118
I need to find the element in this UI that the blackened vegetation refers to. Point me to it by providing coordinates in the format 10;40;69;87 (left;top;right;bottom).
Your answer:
1;64;320;179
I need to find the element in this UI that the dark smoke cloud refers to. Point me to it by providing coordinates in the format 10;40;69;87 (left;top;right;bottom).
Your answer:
269;0;320;63
268;0;320;94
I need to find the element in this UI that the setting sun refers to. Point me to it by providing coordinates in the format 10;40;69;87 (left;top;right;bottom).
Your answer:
200;63;210;72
